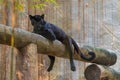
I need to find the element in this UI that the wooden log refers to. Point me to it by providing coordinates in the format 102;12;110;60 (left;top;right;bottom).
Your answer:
81;45;117;66
84;64;120;80
0;24;117;66
19;43;38;80
0;45;18;80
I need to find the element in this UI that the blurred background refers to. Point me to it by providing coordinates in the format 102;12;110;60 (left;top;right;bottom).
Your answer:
0;0;120;80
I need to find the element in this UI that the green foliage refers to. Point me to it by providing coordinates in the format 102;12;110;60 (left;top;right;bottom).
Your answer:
45;0;57;5
33;0;58;11
0;0;3;5
0;0;57;12
15;2;24;12
33;4;47;11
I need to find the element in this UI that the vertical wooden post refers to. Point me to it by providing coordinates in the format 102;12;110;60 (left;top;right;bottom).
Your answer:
20;43;38;80
0;45;18;80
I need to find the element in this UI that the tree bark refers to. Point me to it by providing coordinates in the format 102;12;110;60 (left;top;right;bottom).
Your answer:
0;24;117;66
0;0;17;80
84;64;120;80
0;45;18;80
19;43;38;80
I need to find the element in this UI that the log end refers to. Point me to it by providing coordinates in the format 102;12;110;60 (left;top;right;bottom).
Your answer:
84;64;101;80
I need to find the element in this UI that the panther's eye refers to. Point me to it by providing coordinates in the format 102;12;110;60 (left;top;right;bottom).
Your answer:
40;19;44;24
38;27;41;30
31;19;37;25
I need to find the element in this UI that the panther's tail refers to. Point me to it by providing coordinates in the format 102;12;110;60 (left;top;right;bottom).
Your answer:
71;38;95;61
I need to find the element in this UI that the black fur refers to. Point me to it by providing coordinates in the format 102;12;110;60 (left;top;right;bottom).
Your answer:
29;14;95;72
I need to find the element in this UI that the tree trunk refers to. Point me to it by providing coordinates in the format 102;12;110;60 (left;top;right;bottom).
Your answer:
0;45;18;80
0;0;17;80
0;25;117;66
84;64;120;80
18;43;38;80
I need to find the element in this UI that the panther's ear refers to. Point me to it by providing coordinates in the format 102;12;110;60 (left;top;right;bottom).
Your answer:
41;14;44;19
29;15;33;20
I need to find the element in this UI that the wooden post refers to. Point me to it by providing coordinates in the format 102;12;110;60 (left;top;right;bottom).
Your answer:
0;25;117;66
0;45;18;80
84;64;120;80
20;43;38;80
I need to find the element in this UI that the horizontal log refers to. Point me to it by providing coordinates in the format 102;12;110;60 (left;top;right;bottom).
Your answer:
84;64;120;80
0;24;117;65
81;46;117;66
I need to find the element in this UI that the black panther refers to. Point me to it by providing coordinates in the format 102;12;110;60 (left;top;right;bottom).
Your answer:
29;14;95;72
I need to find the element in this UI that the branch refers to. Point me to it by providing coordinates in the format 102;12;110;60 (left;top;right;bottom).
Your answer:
0;24;117;66
84;64;120;80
